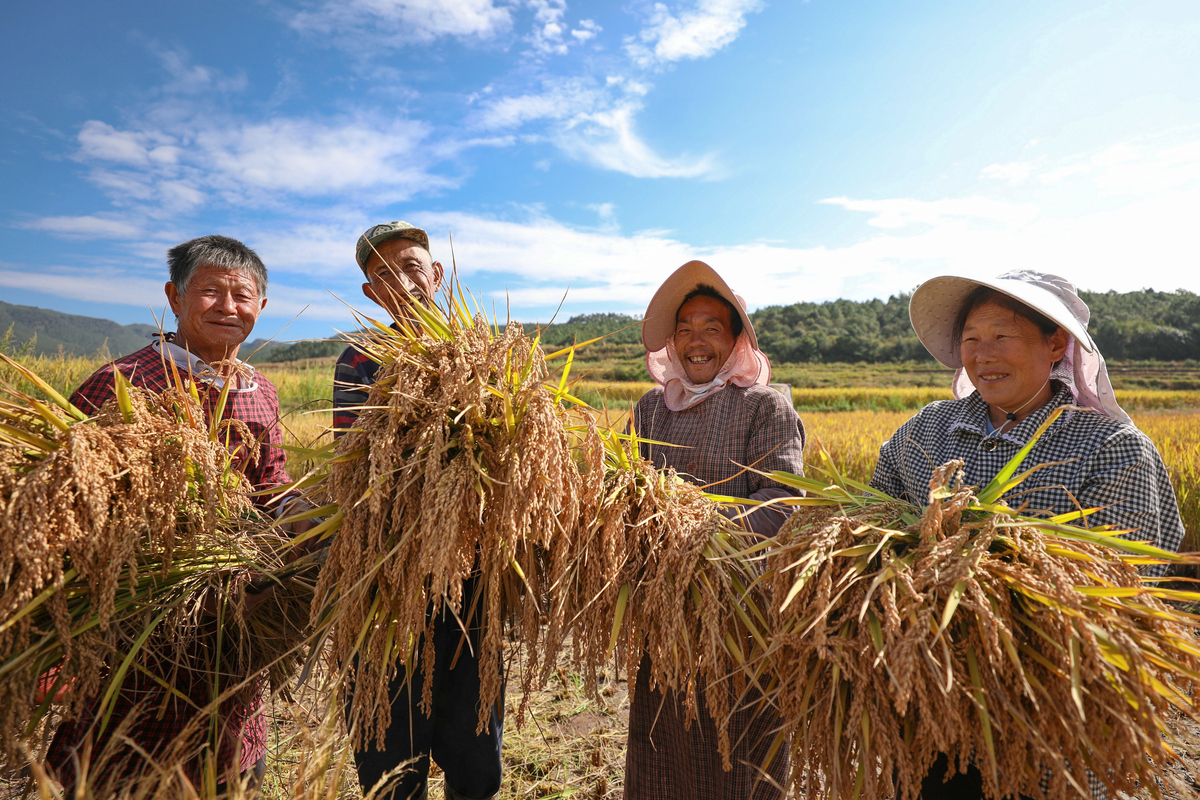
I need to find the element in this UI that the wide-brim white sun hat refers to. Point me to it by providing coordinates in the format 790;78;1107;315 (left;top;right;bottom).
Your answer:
642;260;758;352
909;270;1094;369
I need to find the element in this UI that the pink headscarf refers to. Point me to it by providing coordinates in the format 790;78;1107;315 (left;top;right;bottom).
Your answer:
948;270;1132;425
646;333;770;412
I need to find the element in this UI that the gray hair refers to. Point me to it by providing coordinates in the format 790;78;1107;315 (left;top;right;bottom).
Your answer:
167;235;268;297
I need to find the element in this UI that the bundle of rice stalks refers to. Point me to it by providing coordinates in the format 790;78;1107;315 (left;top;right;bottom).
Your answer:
537;427;773;768
763;421;1200;800
315;281;779;769
314;295;588;748
0;354;315;771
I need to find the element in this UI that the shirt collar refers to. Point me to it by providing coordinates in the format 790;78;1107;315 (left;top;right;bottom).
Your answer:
950;382;1075;443
152;337;258;393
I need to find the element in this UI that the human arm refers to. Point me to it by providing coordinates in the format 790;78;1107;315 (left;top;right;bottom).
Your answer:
1076;427;1185;578
740;388;807;536
332;345;374;435
69;364;118;414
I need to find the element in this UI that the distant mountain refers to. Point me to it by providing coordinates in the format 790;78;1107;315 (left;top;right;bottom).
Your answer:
0;300;288;361
0;300;160;358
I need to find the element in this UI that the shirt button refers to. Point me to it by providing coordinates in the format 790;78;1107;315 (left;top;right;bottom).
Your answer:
983;440;998;452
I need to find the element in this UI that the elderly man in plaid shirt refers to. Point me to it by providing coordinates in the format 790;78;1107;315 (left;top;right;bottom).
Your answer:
46;234;295;793
625;261;806;800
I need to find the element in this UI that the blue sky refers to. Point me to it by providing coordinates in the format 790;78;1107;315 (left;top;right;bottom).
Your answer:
3;0;1199;342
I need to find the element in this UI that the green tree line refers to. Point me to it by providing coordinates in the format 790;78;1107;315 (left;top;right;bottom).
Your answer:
536;288;1200;364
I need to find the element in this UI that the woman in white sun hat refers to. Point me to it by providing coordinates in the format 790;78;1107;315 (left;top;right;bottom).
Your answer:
870;269;1185;800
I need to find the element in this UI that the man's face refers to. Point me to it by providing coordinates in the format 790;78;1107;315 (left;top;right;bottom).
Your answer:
673;295;737;384
362;238;443;317
165;264;265;358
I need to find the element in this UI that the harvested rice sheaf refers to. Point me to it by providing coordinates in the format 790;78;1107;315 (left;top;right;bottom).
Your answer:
318;315;588;748
539;433;768;768
318;299;774;765
0;361;312;765
767;459;1200;800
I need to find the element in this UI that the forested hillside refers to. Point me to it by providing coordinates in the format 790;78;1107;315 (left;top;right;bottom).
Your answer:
6;287;1200;365
0;300;158;357
537;289;1200;364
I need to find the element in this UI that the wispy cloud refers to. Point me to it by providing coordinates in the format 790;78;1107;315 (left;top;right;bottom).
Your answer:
526;0;569;55
821;196;1041;229
387;135;1200;316
279;1;761;180
555;101;715;178
0;267;166;307
152;43;248;94
21;215;145;239
79;113;441;202
625;0;764;67
287;0;514;44
983;139;1200;198
468;1;766;178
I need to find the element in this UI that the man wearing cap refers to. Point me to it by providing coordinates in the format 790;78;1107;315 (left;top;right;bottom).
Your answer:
626;261;806;800
332;222;503;800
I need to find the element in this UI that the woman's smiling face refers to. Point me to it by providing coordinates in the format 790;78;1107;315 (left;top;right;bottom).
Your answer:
673;295;736;384
959;300;1069;414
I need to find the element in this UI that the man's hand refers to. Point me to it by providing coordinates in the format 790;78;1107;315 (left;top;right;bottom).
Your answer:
241;583;276;617
199;578;276;620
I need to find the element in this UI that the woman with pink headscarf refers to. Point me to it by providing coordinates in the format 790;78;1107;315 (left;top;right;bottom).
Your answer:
626;260;806;800
871;269;1184;799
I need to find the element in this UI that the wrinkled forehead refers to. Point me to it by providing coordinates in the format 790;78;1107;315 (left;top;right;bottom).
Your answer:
368;237;432;267
187;264;261;290
675;294;733;326
962;297;1044;331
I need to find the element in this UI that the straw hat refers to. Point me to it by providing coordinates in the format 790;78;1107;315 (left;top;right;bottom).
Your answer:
642;261;758;352
909;270;1094;369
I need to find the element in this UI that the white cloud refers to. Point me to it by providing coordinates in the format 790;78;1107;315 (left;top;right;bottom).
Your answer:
388;136;1200;316
981;161;1032;185
78;121;155;166
527;0;568;56
288;0;513;44
154;44;247;94
72;112;449;218
588;202;616;222
476;79;714;178
0;268;166;307
557;101;714;178
472;1;761;178
626;0;764;68
23;215;144;239
822;196;1041;229
195;116;437;194
571;19;600;42
476;78;604;129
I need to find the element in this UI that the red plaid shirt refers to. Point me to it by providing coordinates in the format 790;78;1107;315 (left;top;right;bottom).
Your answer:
47;342;286;787
69;343;291;495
